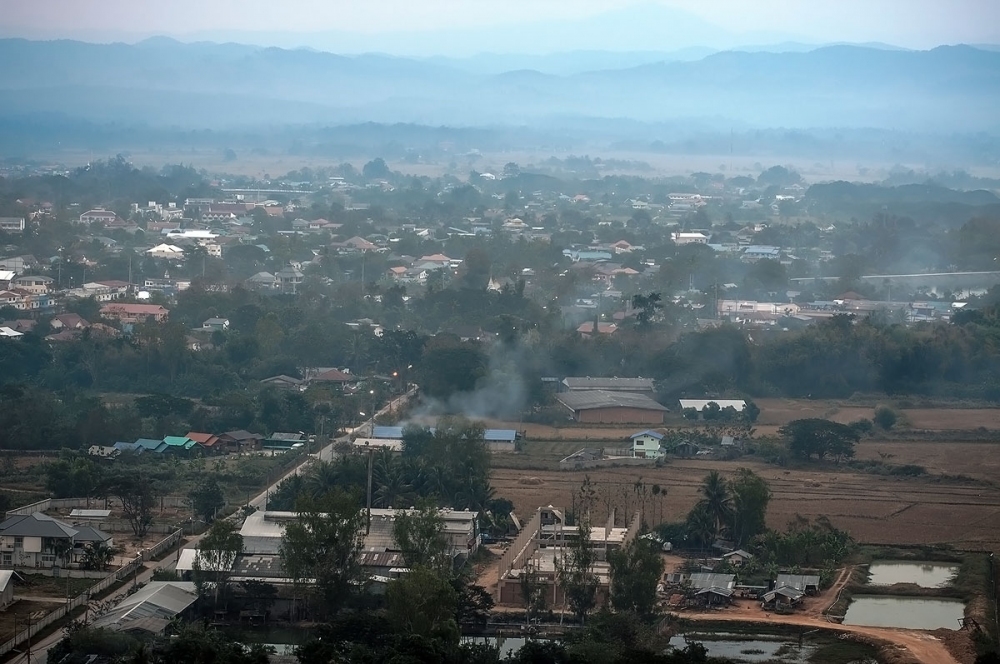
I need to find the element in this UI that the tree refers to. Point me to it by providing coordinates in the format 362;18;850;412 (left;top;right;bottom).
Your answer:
392;502;449;572
608;538;665;618
190;478;225;522
631;292;662;327
279;490;366;615
80;541;116;571
194;520;244;606
556;515;599;623
362;158;390;180
741;399;761;424
102;473;157;538
779;418;860;460
385;566;460;643
873;405;898;430
696;471;732;538
701;401;721;421
727;468;771;548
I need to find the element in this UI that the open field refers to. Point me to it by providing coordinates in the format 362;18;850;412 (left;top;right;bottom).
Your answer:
491;452;1000;552
483;399;1000;442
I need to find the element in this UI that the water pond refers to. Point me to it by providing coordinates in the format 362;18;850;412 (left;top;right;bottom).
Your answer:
668;633;816;663
867;561;958;588
844;595;965;630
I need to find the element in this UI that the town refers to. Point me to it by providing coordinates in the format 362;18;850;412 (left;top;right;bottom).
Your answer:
2;4;1000;663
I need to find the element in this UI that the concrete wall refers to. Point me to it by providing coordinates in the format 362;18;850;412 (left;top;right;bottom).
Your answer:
6;495;190;519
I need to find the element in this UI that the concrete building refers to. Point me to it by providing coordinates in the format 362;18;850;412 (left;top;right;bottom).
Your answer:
496;506;641;607
0;217;25;233
0;512;112;569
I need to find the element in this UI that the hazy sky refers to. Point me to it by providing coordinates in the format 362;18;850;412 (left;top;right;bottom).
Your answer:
3;0;999;52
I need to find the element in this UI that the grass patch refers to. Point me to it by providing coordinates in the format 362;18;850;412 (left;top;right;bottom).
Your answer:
808;638;879;664
19;573;97;599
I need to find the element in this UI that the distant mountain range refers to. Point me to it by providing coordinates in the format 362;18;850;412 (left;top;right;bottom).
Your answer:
0;38;998;133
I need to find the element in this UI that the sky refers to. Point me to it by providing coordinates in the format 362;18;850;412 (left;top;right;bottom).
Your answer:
2;0;999;54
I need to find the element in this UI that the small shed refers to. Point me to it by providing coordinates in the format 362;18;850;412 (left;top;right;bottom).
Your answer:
775;573;821;595
0;570;16;609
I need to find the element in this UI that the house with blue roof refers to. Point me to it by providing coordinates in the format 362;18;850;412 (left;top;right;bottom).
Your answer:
161;436;198;455
630;430;665;459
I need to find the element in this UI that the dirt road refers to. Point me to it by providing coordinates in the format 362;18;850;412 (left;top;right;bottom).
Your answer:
679;605;959;664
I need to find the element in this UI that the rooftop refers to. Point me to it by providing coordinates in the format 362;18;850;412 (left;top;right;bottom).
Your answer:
556;390;667;412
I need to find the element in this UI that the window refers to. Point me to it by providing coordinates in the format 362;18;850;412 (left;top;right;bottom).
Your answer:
13;537;23;548
2;554;10;565
41;555;55;564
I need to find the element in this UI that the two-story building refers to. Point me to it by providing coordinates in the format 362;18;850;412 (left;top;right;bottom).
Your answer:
78;209;120;225
0;512;113;569
100;303;170;324
630;430;665;458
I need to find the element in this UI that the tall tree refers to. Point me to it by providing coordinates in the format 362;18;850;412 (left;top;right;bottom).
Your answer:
280;491;366;615
696;471;732;539
556;515;599;624
392;503;448;573
194;520;244;606
608;538;665;618
728;468;771;548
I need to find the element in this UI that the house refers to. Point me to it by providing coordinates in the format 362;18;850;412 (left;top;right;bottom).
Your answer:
484;429;517;453
563;377;656;395
11;275;53;294
671;232;710;245
775;573;821;595
0;326;24;339
576;321;618;338
79;209;119;225
761;585;805;610
275;266;304;293
630;430;665;458
201;317;229;331
186;432;222;454
113;441;143;455
0;570;16;609
742;246;781;263
721;549;753;567
146;244;185;260
246;271;278;289
88;445;119;458
556;390;667;424
0;217;25;233
51;313;90;332
134;438;167;453
218;430;262;454
0;512;112;569
161;436;199;455
352;437;404;453
260;375;305;391
263;432;306;451
101;303;169;323
309;368;359;388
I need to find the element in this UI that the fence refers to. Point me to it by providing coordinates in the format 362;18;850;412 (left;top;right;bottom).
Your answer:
5;496;190;519
0;529;183;660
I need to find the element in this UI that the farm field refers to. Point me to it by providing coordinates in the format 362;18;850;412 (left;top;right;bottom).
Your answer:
491;450;1000;552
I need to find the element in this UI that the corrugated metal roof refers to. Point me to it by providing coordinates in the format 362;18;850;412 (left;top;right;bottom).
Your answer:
556;390;667;412
91;582;198;633
562;377;655;391
776;574;820;591
372;426;404;439
484;429;517;442
687;573;735;590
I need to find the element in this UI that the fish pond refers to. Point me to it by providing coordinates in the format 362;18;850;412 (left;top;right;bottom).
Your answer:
843;595;965;630
867;561;958;588
667;630;878;663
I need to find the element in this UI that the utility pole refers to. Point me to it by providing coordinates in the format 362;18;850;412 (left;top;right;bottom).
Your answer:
365;447;374;535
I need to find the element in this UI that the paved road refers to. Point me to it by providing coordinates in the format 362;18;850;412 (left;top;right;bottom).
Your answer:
10;388;418;664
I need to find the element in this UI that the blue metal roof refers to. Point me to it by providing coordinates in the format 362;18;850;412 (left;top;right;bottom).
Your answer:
372;426;404;439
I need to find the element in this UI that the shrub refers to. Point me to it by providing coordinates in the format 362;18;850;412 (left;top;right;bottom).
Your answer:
874;405;899;430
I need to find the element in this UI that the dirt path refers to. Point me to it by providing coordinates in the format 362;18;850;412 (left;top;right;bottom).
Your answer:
812;565;855;616
679;604;958;664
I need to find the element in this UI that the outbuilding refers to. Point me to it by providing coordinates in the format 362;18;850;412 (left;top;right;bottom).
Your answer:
557;391;667;424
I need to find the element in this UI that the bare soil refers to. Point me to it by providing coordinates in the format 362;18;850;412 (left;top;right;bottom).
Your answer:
492;455;1000;552
0;599;61;642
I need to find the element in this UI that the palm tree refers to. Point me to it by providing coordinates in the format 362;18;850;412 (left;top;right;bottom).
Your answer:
373;454;412;508
697;471;732;539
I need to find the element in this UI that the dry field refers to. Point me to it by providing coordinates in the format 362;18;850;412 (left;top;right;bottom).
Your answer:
491;452;1000;552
